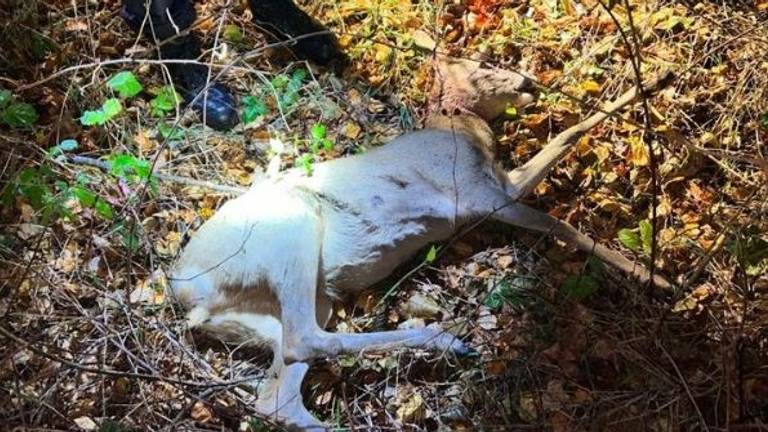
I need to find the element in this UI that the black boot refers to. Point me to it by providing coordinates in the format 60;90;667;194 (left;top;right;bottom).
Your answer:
248;0;348;72
121;0;238;131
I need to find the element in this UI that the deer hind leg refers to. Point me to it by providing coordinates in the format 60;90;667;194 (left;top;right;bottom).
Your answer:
255;361;325;431
281;272;474;363
274;221;473;364
491;202;672;290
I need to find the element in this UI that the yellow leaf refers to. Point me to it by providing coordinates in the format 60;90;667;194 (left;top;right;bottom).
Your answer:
561;0;576;16
374;44;393;63
580;80;601;95
627;136;649;167
198;207;215;220
672;296;698;313
395;392;425;422
341;121;362;139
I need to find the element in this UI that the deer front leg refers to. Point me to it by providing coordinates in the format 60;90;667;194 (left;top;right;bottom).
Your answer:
492;202;672;291
504;70;674;200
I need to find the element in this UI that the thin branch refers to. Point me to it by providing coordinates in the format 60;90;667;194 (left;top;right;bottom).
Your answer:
0;324;259;389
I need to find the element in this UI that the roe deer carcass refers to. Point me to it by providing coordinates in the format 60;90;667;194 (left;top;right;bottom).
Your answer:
169;55;672;429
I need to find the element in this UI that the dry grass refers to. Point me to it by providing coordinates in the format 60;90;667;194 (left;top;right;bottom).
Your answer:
1;0;767;430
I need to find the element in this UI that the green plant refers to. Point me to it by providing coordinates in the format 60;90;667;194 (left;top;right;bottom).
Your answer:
150;86;181;117
240;68;308;125
108;153;157;192
728;225;768;276
618;219;653;254
107;71;143;98
80;98;122;126
157;123;184;140
561;256;604;301
309;123;334;152
0;88;38;128
272;68;307;108
81;71;144;126
295;122;335;175
242;95;268;124
485;275;537;310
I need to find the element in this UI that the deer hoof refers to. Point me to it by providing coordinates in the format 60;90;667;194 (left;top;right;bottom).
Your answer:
426;324;474;356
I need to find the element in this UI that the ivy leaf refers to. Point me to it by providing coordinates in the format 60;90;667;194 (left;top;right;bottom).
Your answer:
618;228;642;251
242;95;269;124
425;245;438;263
47;139;79;157
1;102;38;127
102;98;122;118
562;275;600;300
158;123;184;140
107;71;143;98
71;185;96;207
639;219;654;255
296;153;313;176
310;123;327;141
504;104;518;119
80;109;107;126
309;123;334;152
279;69;306;108
94;199;113;219
80;98;122;126
150;86;181;117
0;89;12;109
59;139;78;151
223;24;244;43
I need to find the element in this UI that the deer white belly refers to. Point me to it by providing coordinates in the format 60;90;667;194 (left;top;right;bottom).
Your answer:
292;172;458;295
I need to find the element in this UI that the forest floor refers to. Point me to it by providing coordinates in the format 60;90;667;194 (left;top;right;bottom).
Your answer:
1;0;767;430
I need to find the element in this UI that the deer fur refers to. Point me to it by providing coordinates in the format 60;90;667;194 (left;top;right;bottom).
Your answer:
169;56;672;430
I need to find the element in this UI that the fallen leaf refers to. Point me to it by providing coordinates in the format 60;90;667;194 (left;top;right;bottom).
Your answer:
341;120;362;139
74;417;97;431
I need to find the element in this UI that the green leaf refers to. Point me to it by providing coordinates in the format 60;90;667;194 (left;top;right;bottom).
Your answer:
618;228;641;251
223;24;244;43
310;123;327;141
562;275;599;300
80;109;108;126
586;256;606;280
242;95;269;124
761;112;768;129
80;98;122;126
108;153;151;183
158;123;184;140
122;229;139;252
107;71;143;98
278;69;306;108
639;219;654;254
150;86;181;116
308;123;334;153
337;355;357;368
47;139;79;157
728;226;768;276
0;89;12;109
296;153;313;176
1;102;38;127
504;104;518;119
72;185;96;207
102;98;122;117
94;199;113;219
59;139;78;151
425;245;438;263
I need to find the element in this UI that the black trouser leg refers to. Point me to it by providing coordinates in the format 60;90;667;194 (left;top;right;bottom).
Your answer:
248;0;347;70
121;0;199;57
120;0;238;130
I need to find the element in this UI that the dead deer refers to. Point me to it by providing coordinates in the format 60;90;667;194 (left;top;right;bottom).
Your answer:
169;54;672;429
